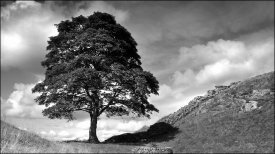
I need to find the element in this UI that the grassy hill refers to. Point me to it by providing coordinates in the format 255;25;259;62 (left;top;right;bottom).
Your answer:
158;71;275;153
104;71;275;153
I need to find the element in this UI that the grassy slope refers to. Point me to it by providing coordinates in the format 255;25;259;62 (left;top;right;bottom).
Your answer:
1;121;74;153
1;121;141;153
157;71;274;153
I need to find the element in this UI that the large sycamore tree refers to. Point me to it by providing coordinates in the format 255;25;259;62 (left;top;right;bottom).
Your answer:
32;12;159;143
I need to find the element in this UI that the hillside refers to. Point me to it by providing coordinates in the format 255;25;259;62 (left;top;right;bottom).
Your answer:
1;120;52;153
158;71;275;153
0;120;78;153
105;71;275;153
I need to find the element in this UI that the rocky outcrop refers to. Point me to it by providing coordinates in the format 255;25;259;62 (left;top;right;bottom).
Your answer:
241;101;259;112
251;89;271;98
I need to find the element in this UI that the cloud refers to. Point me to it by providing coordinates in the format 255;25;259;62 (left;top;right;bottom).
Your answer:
76;118;145;132
39;129;77;141
1;97;12;118
1;1;129;72
1;1;41;20
1;1;59;72
148;36;274;117
75;117;156;141
74;1;129;24
120;1;274;84
1;82;44;118
148;84;201;118
161;1;274;41
49;130;56;136
58;130;71;138
172;37;274;90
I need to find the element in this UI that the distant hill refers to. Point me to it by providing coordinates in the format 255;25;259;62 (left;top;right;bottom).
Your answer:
104;71;275;153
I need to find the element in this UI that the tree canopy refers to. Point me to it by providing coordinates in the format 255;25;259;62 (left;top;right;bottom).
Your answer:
32;12;159;142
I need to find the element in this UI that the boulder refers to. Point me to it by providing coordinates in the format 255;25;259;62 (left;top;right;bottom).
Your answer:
241;101;258;112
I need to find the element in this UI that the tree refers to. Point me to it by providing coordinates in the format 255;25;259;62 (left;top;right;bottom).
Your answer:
32;12;159;143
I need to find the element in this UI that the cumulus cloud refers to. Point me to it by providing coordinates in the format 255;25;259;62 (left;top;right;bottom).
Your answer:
148;36;274;117
1;82;44;118
39;129;77;141
77;118;145;132
1;97;11;118
172;37;274;92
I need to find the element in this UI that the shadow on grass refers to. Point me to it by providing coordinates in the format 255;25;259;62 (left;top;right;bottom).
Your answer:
102;122;180;144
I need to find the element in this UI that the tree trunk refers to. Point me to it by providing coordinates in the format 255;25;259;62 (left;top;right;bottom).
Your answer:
88;113;100;143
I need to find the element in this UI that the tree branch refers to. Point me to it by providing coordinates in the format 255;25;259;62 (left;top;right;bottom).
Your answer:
74;108;90;112
97;89;122;116
98;100;114;116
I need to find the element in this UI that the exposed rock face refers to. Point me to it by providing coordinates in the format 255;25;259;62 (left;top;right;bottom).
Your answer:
241;101;259;112
251;89;271;98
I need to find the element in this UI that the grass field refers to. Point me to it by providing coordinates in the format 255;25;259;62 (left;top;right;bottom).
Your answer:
1;120;142;153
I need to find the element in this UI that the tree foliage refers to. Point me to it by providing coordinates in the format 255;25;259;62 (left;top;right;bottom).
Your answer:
32;12;159;122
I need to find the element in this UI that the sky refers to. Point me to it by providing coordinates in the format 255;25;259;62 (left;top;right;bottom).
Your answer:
1;1;274;141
